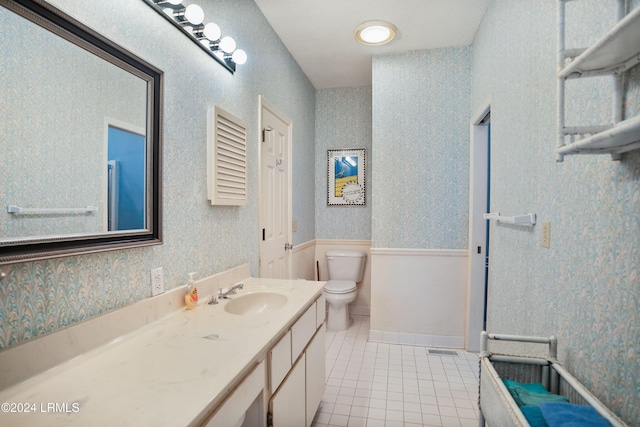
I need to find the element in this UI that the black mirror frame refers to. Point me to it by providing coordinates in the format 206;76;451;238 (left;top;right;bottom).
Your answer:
0;0;163;265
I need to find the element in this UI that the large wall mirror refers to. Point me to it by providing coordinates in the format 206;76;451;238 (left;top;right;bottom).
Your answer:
0;0;162;264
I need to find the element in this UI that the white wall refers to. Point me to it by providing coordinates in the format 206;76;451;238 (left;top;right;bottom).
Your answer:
369;47;472;346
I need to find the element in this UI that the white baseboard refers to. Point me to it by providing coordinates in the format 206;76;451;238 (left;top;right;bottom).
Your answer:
368;329;465;349
350;305;370;316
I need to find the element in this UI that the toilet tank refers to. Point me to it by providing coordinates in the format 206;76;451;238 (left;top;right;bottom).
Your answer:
326;250;366;282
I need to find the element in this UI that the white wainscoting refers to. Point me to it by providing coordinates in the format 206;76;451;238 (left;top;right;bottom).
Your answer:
370;248;469;348
292;240;317;281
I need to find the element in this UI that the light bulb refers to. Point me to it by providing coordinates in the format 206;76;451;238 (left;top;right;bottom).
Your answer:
203;22;221;41
219;36;236;53
354;20;397;46
360;26;390;43
231;49;247;65
184;4;204;25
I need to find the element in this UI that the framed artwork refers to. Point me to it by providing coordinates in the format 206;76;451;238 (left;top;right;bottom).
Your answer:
327;148;366;206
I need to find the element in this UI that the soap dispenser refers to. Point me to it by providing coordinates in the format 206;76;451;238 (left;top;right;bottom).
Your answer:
185;272;198;309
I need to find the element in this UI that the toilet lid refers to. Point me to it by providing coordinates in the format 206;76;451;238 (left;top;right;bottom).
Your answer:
324;280;356;294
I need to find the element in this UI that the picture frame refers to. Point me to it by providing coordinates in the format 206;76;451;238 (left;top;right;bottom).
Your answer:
327;148;366;206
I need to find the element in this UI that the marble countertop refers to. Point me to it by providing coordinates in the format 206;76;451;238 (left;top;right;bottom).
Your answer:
0;277;324;426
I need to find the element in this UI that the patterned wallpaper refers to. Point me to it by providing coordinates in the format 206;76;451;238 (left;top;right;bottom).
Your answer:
2;2;638;423
473;1;639;424
371;47;471;249
315;87;372;240
0;0;316;350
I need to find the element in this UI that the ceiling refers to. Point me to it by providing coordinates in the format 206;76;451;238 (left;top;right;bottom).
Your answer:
253;0;491;89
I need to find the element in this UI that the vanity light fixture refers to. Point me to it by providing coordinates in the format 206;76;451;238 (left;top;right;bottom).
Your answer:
218;36;236;53
180;4;205;25
354;20;397;46
231;49;247;65
145;0;247;73
202;22;222;41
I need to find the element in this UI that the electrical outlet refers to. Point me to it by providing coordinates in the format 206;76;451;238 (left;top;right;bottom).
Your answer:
150;267;164;296
542;221;551;248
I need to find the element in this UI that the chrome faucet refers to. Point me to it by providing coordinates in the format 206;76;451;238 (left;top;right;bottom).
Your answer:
217;283;244;299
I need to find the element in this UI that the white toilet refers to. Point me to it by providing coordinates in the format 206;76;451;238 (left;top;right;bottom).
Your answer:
324;250;366;331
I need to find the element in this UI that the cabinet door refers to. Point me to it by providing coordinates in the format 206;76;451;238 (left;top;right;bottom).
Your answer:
306;325;326;427
270;357;306;427
316;294;325;328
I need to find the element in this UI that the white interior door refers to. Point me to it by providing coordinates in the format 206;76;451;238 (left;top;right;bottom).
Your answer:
466;100;491;352
259;97;292;279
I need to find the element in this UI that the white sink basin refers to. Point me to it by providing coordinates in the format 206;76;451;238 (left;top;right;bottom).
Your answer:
224;291;288;316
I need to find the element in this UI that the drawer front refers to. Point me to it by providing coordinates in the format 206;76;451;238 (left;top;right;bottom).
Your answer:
291;302;317;361
269;330;291;392
316;294;325;327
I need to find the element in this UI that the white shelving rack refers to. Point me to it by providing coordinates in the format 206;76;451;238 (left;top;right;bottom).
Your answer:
557;0;640;161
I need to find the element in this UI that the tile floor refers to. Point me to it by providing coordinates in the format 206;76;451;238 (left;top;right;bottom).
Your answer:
312;316;481;427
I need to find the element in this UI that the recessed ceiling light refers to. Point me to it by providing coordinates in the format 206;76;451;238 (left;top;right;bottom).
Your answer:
354;20;397;46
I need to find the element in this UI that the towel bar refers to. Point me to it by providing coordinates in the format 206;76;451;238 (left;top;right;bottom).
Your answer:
7;205;98;215
483;212;536;225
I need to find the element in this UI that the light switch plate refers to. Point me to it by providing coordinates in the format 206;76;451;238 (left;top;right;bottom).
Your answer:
542;221;551;248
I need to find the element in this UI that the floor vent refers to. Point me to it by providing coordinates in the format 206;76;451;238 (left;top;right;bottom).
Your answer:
428;349;459;356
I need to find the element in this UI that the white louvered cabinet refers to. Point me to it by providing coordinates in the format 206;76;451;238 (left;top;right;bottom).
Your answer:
207;105;248;205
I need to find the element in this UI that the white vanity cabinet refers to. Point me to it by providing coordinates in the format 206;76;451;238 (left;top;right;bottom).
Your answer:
0;275;327;427
268;297;326;427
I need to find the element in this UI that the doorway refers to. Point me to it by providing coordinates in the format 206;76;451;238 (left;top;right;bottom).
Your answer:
258;97;292;279
466;100;491;351
106;123;146;231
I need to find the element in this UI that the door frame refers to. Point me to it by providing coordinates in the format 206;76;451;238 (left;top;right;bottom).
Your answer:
258;96;293;278
465;96;491;352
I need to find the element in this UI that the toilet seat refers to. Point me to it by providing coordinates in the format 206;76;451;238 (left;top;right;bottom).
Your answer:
324;280;356;294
